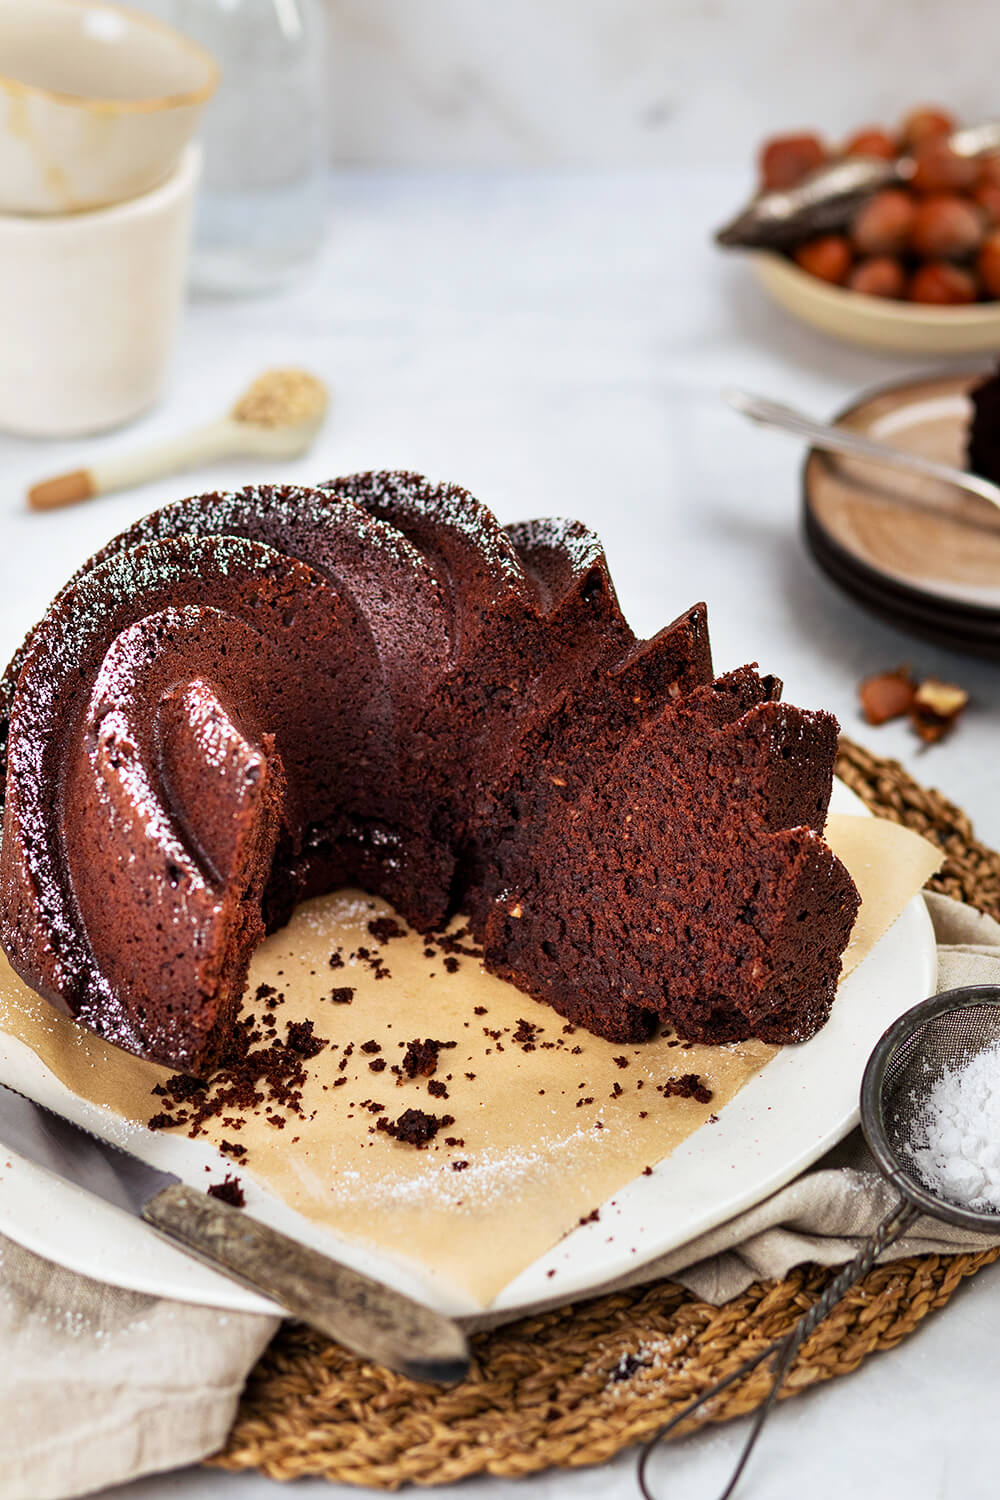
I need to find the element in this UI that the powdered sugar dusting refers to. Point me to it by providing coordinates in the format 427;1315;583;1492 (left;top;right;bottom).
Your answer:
909;1041;1000;1212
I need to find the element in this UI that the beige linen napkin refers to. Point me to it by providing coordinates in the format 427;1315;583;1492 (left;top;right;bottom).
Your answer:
2;892;999;1500
574;892;1000;1308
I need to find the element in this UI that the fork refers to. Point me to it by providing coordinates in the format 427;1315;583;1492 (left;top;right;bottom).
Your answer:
725;388;1000;514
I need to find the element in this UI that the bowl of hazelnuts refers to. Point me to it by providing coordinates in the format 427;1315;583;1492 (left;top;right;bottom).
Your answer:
746;106;1000;354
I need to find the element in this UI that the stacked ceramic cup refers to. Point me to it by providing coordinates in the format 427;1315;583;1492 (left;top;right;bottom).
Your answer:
0;0;217;436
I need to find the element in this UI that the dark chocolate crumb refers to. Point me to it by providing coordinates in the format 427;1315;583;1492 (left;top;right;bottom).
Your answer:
660;1073;713;1105
512;1018;539;1051
285;1019;326;1059
401;1037;456;1079
377;1108;455;1148
329;986;354;1004
207;1175;245;1208
368;916;405;944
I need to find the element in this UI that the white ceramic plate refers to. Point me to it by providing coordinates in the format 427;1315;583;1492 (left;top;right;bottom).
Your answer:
0;780;936;1319
753;251;1000;356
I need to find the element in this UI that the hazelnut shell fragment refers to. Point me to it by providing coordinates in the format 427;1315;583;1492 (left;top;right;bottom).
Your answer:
911;678;969;742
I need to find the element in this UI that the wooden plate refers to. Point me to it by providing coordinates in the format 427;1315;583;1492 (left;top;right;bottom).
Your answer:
803;369;1000;641
805;511;1000;660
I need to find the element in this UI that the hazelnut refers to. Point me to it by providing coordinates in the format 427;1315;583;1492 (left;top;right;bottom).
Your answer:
847;256;905;299
843;127;898;161
910;136;977;194
978;154;1000;189
850;189;915;255
907;262;978;304
972;181;1000;227
859;669;916;725
977;229;1000;298
910;194;984;259
792;234;852;284
759;133;827;191
900;106;956;146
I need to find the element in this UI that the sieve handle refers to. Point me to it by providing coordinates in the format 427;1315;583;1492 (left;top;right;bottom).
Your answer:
637;1197;921;1500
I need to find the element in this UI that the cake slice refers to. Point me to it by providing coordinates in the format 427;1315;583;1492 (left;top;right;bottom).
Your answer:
483;667;859;1044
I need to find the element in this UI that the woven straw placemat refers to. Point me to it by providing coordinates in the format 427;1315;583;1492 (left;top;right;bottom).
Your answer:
211;738;1000;1490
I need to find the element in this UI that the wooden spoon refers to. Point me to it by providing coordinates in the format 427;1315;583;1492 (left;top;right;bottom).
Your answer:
27;368;329;510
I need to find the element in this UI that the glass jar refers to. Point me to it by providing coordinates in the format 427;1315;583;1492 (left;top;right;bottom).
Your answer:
158;0;329;294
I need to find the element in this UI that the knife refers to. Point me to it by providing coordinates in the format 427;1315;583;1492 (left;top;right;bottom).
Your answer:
0;1080;469;1385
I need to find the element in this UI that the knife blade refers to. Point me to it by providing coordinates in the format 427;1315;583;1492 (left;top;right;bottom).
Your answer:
0;1081;469;1385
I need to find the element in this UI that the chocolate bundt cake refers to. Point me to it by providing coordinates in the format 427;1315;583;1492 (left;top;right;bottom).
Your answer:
0;474;859;1072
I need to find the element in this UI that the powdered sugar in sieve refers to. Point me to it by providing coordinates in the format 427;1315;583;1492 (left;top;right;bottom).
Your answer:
639;984;1000;1500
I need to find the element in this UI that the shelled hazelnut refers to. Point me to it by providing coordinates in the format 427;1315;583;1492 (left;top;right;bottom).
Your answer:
850;190;915;255
793;235;852;284
909;195;983;259
747;106;1000;307
907;262;978;304
846;256;905;298
859;667;968;743
859;669;916;726
759;133;827;191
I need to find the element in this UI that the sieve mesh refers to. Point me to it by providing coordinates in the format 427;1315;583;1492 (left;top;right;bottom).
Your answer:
641;983;1000;1500
863;988;1000;1233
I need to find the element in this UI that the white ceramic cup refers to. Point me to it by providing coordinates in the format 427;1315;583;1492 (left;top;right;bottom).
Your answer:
0;143;200;437
0;0;218;215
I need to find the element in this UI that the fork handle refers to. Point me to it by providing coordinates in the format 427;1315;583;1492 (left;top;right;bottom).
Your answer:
726;389;1000;513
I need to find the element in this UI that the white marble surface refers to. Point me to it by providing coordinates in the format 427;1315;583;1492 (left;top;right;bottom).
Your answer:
1;167;998;1498
321;0;997;167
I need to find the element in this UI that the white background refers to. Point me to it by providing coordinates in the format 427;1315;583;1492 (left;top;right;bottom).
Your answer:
320;0;999;168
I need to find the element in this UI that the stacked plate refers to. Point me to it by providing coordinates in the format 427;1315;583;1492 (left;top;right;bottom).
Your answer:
803;370;1000;659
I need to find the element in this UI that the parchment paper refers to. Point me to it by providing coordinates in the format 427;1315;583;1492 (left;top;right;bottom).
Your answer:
0;814;942;1305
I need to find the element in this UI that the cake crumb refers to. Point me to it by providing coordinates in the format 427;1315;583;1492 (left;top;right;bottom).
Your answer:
207;1174;245;1208
377;1108;455;1148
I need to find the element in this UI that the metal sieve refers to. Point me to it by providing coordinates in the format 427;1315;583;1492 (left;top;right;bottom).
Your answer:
638;984;1000;1500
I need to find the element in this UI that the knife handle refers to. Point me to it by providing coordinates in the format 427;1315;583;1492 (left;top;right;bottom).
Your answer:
142;1183;469;1385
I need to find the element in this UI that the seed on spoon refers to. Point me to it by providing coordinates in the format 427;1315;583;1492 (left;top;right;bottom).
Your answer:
231;368;328;429
27;367;330;510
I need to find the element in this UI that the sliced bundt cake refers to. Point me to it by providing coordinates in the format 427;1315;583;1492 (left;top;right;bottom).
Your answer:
0;474;858;1072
